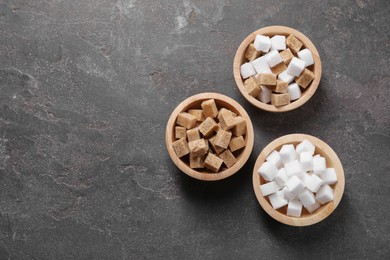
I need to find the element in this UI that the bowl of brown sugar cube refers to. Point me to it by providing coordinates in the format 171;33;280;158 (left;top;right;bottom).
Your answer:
166;93;254;181
252;134;345;226
233;26;322;112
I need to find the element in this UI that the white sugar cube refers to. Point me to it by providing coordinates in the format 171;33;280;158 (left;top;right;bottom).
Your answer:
279;144;297;164
313;157;326;174
297;49;314;67
287;83;302;101
286;57;305;77
278;70;295;84
282;186;297;201
257;161;278;181
298;189;316;207
300;152;314;171
316;184;334;204
300;172;311;186
258;85;272;103
306;201;321;213
306;174;323;193
240;62;256;79
254;35;271;52
320;168;338;185
314;154;321;158
260;181;279;196
266;150;283;169
269;191;288;209
285;176;305;197
296;139;315;155
270;35;286;51
265;50;283;67
251;56;271;74
285;160;302;178
287;199;302;217
275;168;289;187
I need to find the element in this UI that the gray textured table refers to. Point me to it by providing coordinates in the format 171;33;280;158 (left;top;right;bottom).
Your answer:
0;0;389;259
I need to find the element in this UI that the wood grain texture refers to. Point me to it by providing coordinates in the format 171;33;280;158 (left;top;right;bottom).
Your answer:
166;93;254;181
252;134;345;226
233;26;322;112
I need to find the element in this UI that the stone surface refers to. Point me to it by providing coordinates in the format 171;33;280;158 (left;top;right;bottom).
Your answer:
0;0;389;259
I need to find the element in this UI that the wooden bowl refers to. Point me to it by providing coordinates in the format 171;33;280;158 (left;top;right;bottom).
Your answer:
233;26;322;112
252;134;345;226
166;93;254;181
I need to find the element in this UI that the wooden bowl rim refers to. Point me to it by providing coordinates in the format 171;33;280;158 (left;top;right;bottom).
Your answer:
166;92;254;181
252;134;345;226
233;25;322;112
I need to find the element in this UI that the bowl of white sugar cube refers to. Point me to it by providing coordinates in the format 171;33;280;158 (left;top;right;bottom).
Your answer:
233;26;322;112
166;93;254;181
252;134;344;226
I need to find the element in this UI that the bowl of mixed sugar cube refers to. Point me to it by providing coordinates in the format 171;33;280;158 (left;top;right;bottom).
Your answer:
233;26;322;112
166;93;254;181
252;134;345;226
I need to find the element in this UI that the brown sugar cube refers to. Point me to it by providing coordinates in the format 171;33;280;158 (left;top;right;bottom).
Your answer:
188;109;205;122
280;49;294;65
274;80;289;94
176;112;197;129
271;62;287;75
244;43;261;61
189;153;205;169
204;152;224;172
172;138;189;158
295;68;315;89
219;149;237;168
259;73;277;86
209;136;225;154
198;117;218;137
244;77;261;97
232;116;246;136
188;139;209;156
271;93;291;107
218;108;237;131
286;34;303;54
175;126;186;139
229;136;246;152
186;128;200;142
201;99;218;118
214;129;232;149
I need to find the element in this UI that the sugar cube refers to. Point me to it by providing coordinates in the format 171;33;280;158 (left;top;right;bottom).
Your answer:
285;160;303;178
258;161;278;181
175;126;186;139
269;191;288;209
172;138;190;158
280;48;294;65
285;176;305;197
300;172;311;187
282;186;297;201
265;50;283;68
320;168;338;185
260;181;279;196
245;43;261;61
271;93;290;107
287;83;302;101
258;85;272;104
214;129;232;149
266;150;283;169
232;116;246;136
187;128;200;142
286;57;305;77
306;174;323;193
240;62;256;79
218;108;236;131
313;157;326;174
176;112;197;129
209;136;224;155
305;201;321;213
274;80;288;94
218;149;237;168
297;49;314;67
229;136;245;152
244;77;261;97
188;139;209;156
271;62;287;75
287;199;303;217
198;117;218;137
189;154;205;169
201;99;219;118
278;70;295;84
270;35;286;50
275;168;289;187
296;139;315;155
316;184;334;204
251;56;271;74
204;152;223;172
188;109;205;122
300;152;314;172
253;34;271;52
295;68;315;89
286;34;303;54
298;189;316;207
279;144;298;164
259;73;277;85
